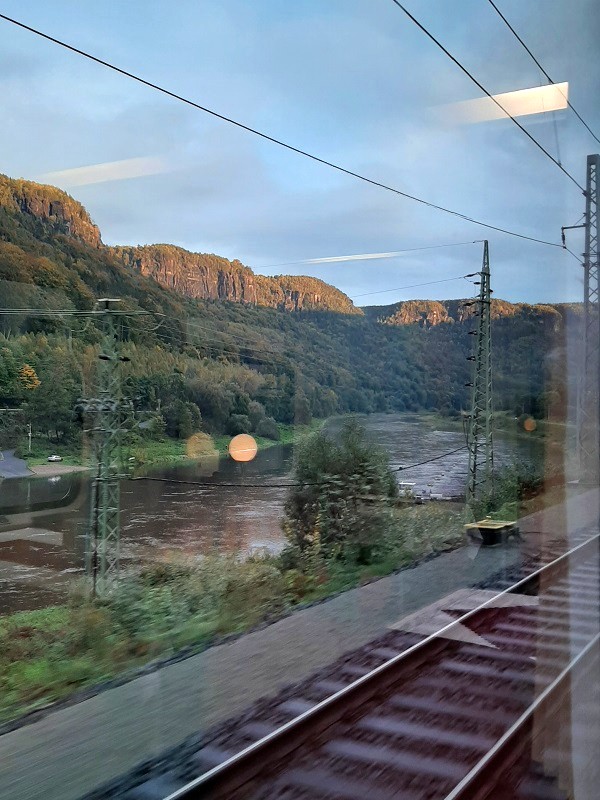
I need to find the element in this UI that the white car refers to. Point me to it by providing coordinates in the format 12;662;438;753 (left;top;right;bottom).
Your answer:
47;455;63;463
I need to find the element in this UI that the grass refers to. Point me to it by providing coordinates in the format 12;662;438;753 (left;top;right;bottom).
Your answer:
21;438;85;468
16;420;324;473
0;501;463;725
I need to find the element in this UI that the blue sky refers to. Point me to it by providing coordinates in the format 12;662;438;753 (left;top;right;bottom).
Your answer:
1;0;598;305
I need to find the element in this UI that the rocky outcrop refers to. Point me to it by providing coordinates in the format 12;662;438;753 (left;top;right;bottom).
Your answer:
364;298;564;331
0;175;101;248
111;244;361;314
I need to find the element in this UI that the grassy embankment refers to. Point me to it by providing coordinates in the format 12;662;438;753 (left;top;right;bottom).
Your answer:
0;502;463;725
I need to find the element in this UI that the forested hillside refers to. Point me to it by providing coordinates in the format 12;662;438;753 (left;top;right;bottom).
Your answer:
0;173;574;453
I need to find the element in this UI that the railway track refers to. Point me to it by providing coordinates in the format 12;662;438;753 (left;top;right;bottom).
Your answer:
96;532;599;800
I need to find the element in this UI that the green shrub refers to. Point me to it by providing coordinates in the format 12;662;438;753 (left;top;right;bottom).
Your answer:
256;416;280;440
282;419;398;564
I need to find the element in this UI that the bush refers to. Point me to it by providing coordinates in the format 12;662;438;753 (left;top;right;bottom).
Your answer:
256;416;280;440
470;460;544;520
227;414;252;435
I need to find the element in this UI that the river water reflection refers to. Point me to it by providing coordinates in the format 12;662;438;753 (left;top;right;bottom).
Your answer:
0;414;541;612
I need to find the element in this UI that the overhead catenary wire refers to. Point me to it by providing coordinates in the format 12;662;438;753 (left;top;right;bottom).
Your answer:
389;0;585;193
564;246;584;266
0;13;565;248
486;0;600;147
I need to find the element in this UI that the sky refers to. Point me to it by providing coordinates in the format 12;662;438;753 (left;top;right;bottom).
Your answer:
1;0;599;306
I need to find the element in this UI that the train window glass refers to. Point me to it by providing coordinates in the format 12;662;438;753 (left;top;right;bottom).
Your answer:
0;2;598;799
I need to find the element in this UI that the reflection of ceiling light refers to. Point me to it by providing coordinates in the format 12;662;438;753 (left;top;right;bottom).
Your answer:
229;434;258;462
441;82;568;124
39;156;166;187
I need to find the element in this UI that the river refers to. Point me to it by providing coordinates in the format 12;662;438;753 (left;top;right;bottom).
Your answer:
0;414;541;612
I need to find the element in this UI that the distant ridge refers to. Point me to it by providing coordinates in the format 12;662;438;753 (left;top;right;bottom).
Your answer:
0;174;359;315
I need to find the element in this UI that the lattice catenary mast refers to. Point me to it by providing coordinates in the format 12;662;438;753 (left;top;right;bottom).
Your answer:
465;240;494;509
579;154;600;485
84;298;127;595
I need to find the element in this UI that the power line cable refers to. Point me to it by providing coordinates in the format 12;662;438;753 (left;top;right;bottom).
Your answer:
395;445;468;472
143;325;293;366
353;274;471;300
154;312;286;352
486;0;600;147
0;12;565;247
0;308;147;316
389;0;585;192
127;444;469;489
128;476;306;489
146;319;290;360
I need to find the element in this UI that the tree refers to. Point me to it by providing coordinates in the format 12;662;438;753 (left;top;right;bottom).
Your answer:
18;363;40;391
248;400;266;430
164;400;202;439
25;348;79;443
283;420;398;565
294;392;311;425
0;346;19;404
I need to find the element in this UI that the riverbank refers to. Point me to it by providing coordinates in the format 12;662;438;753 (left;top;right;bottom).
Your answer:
0;451;89;480
3;420;323;478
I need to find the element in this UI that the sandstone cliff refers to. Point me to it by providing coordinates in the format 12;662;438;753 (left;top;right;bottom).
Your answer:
364;298;564;331
0;175;359;315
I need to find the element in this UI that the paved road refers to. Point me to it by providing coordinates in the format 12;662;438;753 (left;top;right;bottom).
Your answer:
0;451;31;479
0;489;597;800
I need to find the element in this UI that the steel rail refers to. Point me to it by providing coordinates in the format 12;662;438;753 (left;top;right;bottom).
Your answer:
442;632;600;800
165;530;599;800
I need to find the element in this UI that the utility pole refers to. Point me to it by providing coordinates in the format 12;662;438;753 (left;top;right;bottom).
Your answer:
578;154;600;485
84;299;127;595
465;240;494;510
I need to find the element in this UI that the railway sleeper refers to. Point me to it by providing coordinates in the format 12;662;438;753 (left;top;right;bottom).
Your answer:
437;658;536;685
508;610;598;636
324;738;467;785
388;692;517;729
356;713;497;752
267;765;422;800
410;674;532;705
493;621;593;642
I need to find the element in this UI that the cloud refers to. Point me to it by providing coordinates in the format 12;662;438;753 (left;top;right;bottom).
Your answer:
39;156;168;187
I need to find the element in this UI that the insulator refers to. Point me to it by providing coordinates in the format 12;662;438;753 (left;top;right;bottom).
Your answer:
98;354;111;361
465;382;474;387
468;331;477;335
466;356;475;361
